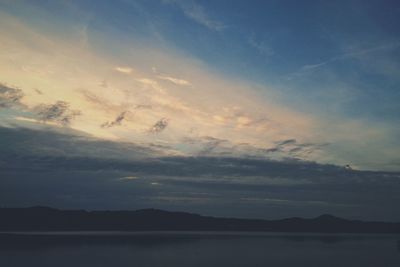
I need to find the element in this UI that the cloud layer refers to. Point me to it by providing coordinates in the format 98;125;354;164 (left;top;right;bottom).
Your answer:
1;126;399;220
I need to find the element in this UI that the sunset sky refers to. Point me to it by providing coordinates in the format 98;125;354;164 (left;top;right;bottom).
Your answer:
1;0;400;220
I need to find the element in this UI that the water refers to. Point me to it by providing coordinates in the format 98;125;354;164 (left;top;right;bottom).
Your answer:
0;232;399;267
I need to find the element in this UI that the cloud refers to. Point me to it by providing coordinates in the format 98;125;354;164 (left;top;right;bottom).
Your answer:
263;139;329;160
34;88;43;95
179;135;329;160
0;126;167;160
80;90;120;111
276;139;297;146
100;80;108;88
197;136;229;155
118;176;139;181
289;142;329;155
115;66;134;74
149;118;169;133
158;75;191;86
135;104;152;110
0;83;81;127
248;36;275;57
288;41;400;79
13;116;59;126
34;101;81;125
101;111;128;128
1;126;400;220
265;147;280;153
0;83;82;127
0;83;24;108
166;0;225;31
0;127;388;179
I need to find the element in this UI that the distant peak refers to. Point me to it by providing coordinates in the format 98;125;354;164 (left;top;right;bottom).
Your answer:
136;208;167;213
28;206;57;211
314;214;342;220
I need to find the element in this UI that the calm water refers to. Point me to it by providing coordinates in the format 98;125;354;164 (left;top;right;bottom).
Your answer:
0;232;399;267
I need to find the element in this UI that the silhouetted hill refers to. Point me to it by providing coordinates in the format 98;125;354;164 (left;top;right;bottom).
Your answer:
0;207;399;233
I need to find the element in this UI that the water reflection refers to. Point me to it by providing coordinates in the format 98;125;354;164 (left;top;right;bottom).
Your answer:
0;232;399;267
0;232;397;249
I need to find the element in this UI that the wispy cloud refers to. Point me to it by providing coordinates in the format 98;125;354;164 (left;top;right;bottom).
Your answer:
288;41;400;79
248;36;275;57
14;116;59;126
158;75;191;86
118;176;139;181
115;66;134;74
165;0;225;31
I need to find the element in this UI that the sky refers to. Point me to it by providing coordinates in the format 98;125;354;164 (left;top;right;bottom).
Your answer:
0;0;400;220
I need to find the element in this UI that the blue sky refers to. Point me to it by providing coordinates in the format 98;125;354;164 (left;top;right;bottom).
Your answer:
0;0;400;219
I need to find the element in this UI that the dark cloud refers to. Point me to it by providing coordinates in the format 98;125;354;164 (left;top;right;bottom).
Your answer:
198;136;228;155
289;147;303;153
34;88;43;95
265;147;281;153
285;142;329;158
264;138;329;159
0;83;81;126
1;126;399;220
183;136;230;156
135;104;152;109
240;117;270;127
149;118;169;133
182;135;328;160
100;80;108;88
34;101;81;125
275;139;297;146
1;154;399;220
0;83;24;108
0;126;164;160
101;111;127;128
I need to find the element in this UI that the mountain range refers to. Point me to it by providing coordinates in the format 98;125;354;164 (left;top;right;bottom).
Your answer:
0;207;399;233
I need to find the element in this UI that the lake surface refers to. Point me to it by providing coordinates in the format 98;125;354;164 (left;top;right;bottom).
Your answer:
0;232;399;267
